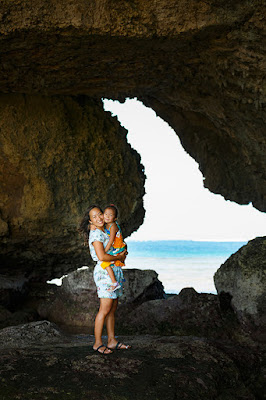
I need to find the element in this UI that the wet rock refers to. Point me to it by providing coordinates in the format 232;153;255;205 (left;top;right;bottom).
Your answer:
214;237;266;341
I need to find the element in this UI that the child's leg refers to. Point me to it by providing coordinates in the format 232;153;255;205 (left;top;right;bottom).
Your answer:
106;265;117;284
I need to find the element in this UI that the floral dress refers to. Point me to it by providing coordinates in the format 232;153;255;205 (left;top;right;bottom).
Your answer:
89;228;124;299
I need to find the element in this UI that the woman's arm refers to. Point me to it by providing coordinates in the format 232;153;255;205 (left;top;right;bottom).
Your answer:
104;224;118;253
93;241;126;262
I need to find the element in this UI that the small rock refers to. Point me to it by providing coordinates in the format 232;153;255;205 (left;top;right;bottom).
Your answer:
0;320;66;348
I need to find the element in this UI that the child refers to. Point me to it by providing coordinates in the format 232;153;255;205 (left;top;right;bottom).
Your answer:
91;204;127;292
101;204;127;291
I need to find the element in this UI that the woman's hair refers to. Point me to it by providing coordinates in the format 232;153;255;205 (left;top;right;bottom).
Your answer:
104;204;118;218
78;204;103;246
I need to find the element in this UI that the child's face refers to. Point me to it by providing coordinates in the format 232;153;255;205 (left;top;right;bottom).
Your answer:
104;208;116;224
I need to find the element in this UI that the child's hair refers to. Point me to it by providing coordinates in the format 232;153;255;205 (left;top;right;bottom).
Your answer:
78;204;103;246
104;204;118;219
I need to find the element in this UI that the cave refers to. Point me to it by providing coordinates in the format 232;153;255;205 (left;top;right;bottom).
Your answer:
1;3;266;399
0;1;265;310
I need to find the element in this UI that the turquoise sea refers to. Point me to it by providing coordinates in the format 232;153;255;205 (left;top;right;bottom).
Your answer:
124;240;247;294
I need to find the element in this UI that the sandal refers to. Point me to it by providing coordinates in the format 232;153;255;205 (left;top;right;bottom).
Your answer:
109;341;131;350
93;345;112;355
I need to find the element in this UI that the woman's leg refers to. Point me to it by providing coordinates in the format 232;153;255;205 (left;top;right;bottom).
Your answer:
106;298;118;347
106;298;131;350
93;298;114;353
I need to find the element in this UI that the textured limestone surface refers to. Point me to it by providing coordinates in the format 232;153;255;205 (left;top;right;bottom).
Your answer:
0;94;145;280
0;0;265;211
214;236;266;339
0;322;263;400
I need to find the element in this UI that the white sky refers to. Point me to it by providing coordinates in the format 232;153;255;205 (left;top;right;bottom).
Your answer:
103;98;266;242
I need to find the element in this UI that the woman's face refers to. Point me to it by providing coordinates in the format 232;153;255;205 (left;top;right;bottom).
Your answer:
89;208;105;229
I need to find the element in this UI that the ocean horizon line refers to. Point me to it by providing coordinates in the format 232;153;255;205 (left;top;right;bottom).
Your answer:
126;238;248;244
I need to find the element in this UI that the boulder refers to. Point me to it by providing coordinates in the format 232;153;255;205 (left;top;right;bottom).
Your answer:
117;287;245;340
120;268;165;305
33;270;99;331
0;320;66;348
214;237;266;341
22;268;165;331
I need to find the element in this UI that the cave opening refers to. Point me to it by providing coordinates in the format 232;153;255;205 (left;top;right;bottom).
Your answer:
103;98;266;243
101;97;266;294
47;97;266;295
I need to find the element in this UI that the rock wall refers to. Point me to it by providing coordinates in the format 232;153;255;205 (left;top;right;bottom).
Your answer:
0;95;145;280
0;1;265;283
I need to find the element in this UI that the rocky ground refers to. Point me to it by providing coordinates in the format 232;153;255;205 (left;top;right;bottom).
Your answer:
0;239;265;399
0;321;264;400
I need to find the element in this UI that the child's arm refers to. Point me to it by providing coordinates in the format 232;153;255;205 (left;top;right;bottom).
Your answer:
93;241;127;263
90;224;97;231
105;223;119;252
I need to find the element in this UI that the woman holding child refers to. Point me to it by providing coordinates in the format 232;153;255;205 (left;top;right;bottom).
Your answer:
79;204;131;355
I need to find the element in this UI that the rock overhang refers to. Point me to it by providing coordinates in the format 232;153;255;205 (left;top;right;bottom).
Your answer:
1;1;265;207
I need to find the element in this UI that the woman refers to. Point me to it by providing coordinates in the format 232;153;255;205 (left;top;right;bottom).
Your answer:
79;205;130;355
